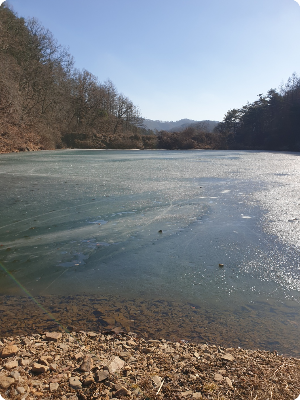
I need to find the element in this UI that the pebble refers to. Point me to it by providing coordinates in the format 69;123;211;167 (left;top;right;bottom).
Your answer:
0;331;299;400
221;353;235;362
0;344;19;358
96;370;109;382
108;356;125;374
44;332;62;342
0;374;15;389
214;373;223;381
69;376;82;390
31;363;49;373
49;382;59;392
4;360;18;370
79;355;93;372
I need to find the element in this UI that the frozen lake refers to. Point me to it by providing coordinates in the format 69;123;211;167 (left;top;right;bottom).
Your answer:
1;149;300;354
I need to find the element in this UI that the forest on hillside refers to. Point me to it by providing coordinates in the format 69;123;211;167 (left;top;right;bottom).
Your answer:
1;3;300;153
0;4;157;152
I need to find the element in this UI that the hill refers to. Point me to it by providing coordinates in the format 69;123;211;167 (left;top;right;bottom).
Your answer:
143;119;219;132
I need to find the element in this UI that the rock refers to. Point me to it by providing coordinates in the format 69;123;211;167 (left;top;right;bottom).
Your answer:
16;386;26;394
74;352;83;360
19;358;31;366
83;374;94;386
69;376;82;390
4;360;18;370
181;390;193;397
32;362;49;373
152;375;162;386
192;393;203;399
49;382;59;392
10;370;21;381
44;332;62;342
87;331;97;337
49;363;57;371
119;351;131;360
0;344;19;358
225;376;233;388
95;370;109;382
108;356;125;374
79;355;93;372
0;373;15;389
214;373;223;381
221;353;235;362
38;356;51;366
115;386;131;397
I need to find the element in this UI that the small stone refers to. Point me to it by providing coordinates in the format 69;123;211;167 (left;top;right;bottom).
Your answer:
16;386;26;394
192;393;202;399
1;344;19;358
4;360;18;370
214;373;223;382
0;373;15;389
119;351;131;360
69;376;82;390
95;370;109;382
221;353;235;362
79;355;93;372
74;352;83;360
225;376;233;388
83;374;94;386
152;375;162;386
50;382;59;392
10;370;21;381
23;338;32;346
181;390;193;397
87;332;97;337
108;356;125;374
19;358;31;366
32;362;49;373
38;356;51;366
44;332;62;342
49;363;57;371
115;386;131;397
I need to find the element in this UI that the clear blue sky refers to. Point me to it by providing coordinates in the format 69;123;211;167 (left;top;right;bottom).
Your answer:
5;0;300;122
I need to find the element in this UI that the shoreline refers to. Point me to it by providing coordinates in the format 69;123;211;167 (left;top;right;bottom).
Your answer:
1;330;300;400
1;294;300;359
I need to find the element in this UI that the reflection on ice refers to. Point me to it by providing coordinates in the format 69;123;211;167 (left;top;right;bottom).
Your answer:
1;150;300;317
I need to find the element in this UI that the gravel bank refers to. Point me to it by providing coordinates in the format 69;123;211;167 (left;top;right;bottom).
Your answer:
1;330;300;400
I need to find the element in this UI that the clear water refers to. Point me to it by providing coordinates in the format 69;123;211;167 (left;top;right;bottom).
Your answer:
1;150;300;353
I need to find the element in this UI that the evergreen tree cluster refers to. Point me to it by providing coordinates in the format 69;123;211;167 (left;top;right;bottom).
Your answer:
215;74;300;151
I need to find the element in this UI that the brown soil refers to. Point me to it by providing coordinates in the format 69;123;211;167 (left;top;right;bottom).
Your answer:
1;330;300;400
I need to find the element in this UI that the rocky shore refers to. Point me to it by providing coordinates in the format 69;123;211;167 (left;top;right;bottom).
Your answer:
1;330;300;400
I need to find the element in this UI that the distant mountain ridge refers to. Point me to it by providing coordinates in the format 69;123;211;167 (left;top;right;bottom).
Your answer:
143;118;219;132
